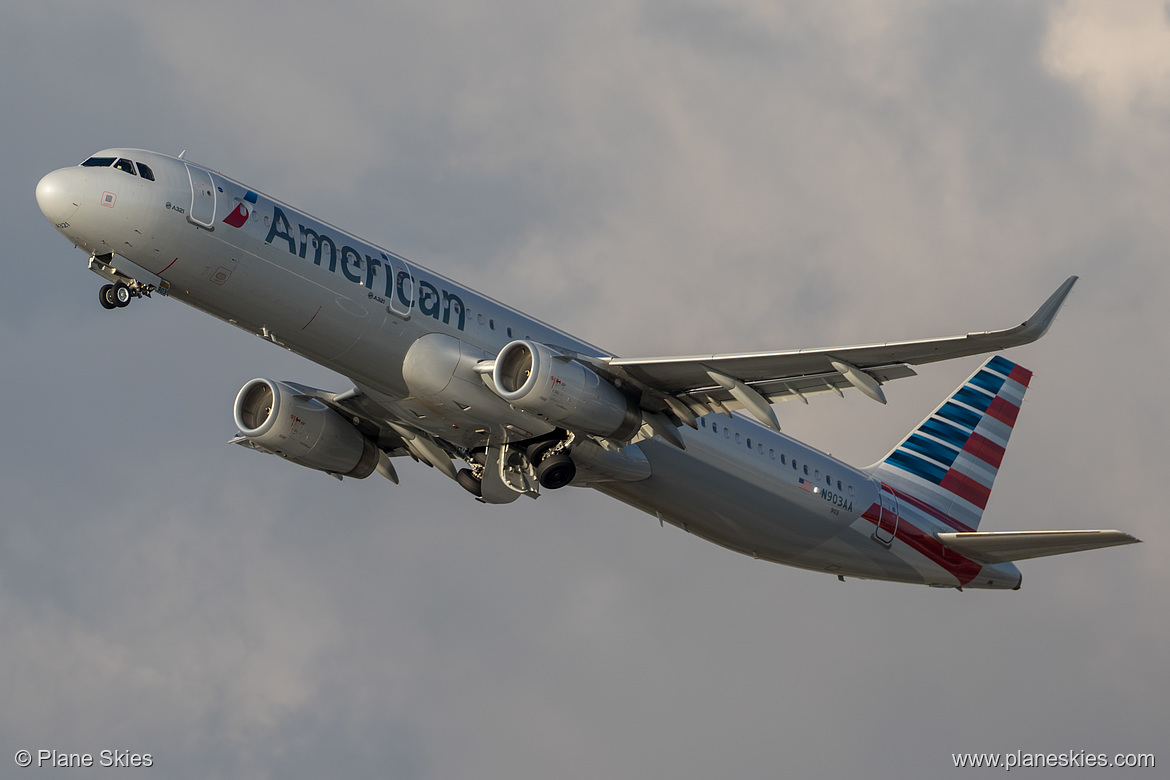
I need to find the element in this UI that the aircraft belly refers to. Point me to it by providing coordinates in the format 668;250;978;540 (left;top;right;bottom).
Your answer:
599;438;849;563
594;437;963;584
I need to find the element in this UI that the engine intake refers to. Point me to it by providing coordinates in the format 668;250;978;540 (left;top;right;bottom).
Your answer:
233;378;379;478
491;340;642;440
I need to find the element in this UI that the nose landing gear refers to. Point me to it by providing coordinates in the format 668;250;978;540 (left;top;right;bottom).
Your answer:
90;253;164;311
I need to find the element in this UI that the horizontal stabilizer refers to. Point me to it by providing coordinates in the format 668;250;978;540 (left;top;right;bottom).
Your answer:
936;530;1141;563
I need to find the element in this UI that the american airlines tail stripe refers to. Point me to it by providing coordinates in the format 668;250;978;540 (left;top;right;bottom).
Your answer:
884;484;976;533
986;356;1031;389
939;469;992;509
953;385;994;413
861;503;982;585
971;415;1012;449
993;377;1028;408
986;396;1021;428
950;452;996;489
968;369;1007;395
920;417;969;448
902;433;959;467
886;450;948;484
875;355;1034;535
1008;363;1033;387
963;432;1006;469
937;401;982;431
986;355;1016;377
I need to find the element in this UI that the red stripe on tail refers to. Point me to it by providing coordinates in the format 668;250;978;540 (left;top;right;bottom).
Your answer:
861;504;984;585
986;396;1021;428
1008;365;1032;387
940;469;992;510
964;433;1006;469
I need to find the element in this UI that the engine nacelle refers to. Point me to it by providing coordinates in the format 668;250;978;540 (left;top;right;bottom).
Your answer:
233;379;379;478
491;340;642;439
401;333;556;439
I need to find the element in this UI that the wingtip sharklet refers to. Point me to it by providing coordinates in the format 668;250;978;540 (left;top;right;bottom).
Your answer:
963;276;1078;348
1019;275;1078;341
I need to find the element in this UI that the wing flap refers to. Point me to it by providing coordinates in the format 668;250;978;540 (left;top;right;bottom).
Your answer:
936;530;1141;564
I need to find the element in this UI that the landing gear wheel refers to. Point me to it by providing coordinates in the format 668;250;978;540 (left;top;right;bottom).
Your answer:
99;284;117;309
525;440;557;464
456;468;483;497
535;453;576;490
112;281;133;308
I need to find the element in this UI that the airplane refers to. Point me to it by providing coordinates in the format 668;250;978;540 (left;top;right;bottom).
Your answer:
35;148;1140;590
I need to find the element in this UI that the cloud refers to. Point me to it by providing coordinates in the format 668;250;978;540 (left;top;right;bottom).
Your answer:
3;2;1167;778
1044;0;1170;120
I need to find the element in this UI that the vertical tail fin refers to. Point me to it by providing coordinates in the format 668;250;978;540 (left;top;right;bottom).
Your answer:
870;355;1032;531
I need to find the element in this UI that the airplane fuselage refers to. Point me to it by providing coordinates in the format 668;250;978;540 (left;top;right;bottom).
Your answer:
37;148;1025;589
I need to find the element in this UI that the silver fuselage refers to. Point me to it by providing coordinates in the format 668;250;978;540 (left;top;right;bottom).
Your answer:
37;148;1022;589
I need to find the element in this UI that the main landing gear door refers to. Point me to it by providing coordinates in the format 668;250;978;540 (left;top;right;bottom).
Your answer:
185;164;217;229
383;253;414;320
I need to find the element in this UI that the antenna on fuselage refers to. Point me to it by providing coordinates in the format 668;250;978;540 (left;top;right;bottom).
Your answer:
178;150;187;159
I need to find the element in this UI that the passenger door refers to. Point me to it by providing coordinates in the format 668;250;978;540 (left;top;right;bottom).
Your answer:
185;164;216;229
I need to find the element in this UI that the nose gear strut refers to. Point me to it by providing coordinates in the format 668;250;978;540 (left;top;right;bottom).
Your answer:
90;253;165;310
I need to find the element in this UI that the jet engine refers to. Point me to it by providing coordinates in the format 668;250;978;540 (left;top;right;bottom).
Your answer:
491;340;642;440
233;378;379;478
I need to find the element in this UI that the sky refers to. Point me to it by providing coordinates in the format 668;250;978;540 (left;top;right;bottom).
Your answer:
2;1;1167;777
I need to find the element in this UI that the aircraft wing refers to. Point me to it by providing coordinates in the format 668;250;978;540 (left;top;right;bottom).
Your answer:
598;277;1077;429
936;530;1141;563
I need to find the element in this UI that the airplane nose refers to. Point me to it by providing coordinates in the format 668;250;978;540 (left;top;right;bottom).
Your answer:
36;167;86;225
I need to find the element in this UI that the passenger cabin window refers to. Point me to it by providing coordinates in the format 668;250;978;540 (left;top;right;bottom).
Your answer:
81;157;116;168
137;162;155;181
113;158;137;176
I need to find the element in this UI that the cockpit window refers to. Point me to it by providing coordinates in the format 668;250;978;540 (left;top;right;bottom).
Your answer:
81;156;116;168
136;162;155;181
113;158;137;176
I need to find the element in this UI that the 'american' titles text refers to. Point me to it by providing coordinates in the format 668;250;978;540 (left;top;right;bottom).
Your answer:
263;206;465;330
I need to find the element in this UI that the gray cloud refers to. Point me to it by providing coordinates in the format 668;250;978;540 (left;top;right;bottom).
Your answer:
2;1;1166;778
